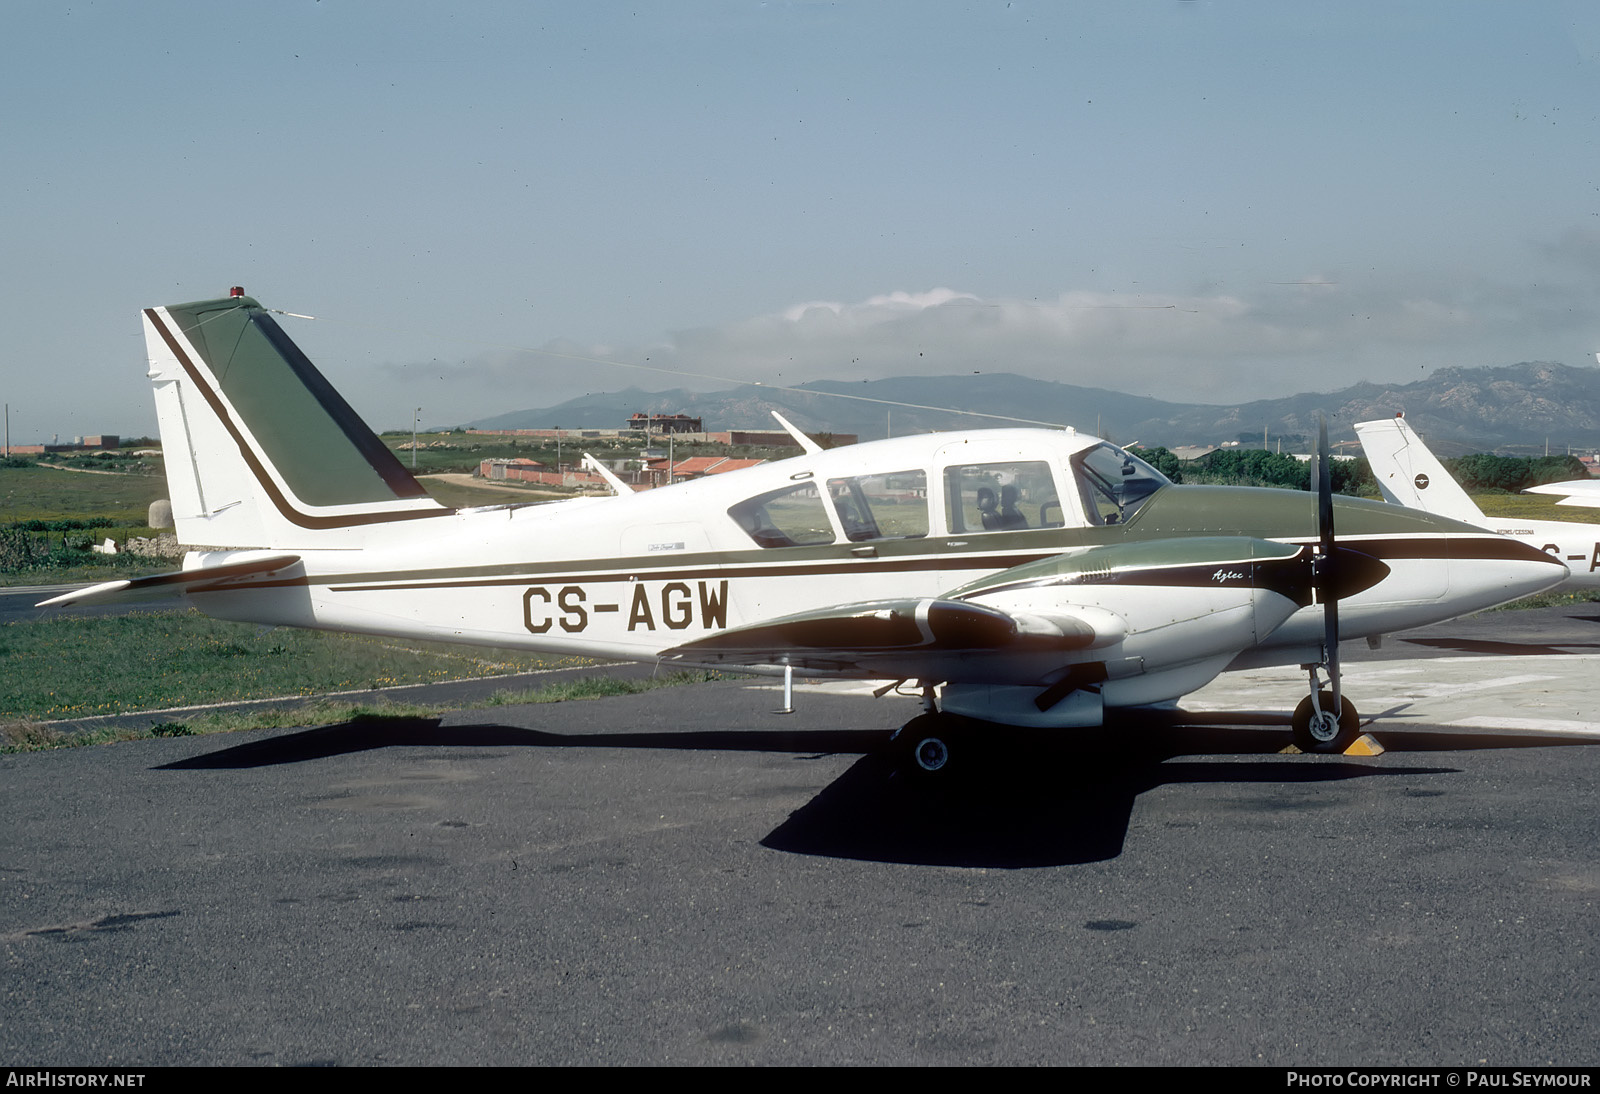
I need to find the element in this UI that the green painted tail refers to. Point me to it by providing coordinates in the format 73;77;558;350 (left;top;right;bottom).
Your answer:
143;292;447;550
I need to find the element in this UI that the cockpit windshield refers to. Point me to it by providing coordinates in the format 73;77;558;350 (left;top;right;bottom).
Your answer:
1071;443;1170;525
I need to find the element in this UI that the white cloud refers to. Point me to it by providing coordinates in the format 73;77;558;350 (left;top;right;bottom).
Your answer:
641;277;1595;404
360;267;1600;428
779;288;982;322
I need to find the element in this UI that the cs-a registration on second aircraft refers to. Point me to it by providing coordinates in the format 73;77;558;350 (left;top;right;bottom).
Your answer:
1356;413;1600;588
43;291;1569;768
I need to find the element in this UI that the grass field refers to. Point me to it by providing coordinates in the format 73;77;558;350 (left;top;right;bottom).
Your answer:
381;432;790;474
0;608;602;722
0;462;555;586
414;474;564;508
0;462;166;525
1473;493;1600;522
0;459;550;525
0;670;716;753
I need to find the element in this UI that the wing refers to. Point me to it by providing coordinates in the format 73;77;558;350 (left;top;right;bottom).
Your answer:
1523;479;1600;508
659;595;1109;684
661;536;1389;686
36;554;302;608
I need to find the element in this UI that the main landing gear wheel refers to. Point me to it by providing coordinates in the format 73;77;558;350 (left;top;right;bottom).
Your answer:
912;734;950;774
1292;689;1360;753
892;712;960;777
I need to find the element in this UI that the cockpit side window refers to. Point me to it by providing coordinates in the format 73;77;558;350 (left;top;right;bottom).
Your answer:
728;482;836;548
826;471;928;542
1071;443;1170;526
943;461;1063;534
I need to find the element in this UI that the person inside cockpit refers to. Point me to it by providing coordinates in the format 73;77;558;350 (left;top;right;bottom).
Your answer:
996;484;1027;529
976;486;1001;530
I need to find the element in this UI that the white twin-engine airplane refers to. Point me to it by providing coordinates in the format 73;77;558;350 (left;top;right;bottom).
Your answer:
44;292;1568;768
1355;413;1600;589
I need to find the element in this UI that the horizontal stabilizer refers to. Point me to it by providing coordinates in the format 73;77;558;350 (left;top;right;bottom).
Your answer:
36;554;302;608
1524;480;1600;508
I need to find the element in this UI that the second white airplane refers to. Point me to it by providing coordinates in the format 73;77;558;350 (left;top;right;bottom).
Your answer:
1355;414;1600;588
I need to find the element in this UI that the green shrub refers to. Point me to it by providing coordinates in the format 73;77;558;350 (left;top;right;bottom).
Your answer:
0;528;43;571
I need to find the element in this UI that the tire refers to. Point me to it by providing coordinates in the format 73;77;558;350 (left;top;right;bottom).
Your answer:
911;734;951;774
1292;690;1360;753
893;712;959;776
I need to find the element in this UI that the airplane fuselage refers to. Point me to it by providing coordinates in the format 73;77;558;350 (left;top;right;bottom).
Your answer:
1459;516;1600;584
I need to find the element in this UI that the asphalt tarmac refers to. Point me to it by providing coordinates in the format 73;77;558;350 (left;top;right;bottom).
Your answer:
3;605;1599;1065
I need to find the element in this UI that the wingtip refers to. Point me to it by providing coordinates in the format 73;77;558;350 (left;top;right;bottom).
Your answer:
36;579;134;609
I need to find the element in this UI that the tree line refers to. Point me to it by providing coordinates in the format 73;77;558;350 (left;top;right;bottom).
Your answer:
1131;446;1376;496
1442;453;1586;493
1131;445;1590;498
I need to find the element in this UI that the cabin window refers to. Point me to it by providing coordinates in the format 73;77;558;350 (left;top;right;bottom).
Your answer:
1071;443;1169;525
943;461;1063;534
826;471;928;542
728;483;836;548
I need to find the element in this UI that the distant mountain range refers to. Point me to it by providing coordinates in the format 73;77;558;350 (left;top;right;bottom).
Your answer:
464;361;1600;455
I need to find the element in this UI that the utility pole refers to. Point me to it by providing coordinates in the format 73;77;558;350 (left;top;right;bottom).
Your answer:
412;407;421;469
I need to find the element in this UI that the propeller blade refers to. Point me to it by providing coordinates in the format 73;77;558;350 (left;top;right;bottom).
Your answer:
1315;415;1341;710
1317;417;1334;555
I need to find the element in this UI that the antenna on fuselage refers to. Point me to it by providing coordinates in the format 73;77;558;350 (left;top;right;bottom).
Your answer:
771;411;824;456
581;453;630;496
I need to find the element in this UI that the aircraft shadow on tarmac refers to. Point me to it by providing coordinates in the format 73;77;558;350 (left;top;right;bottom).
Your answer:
155;716;890;770
1398;637;1600;656
1388;609;1600;657
758;714;1600;869
155;712;1592;869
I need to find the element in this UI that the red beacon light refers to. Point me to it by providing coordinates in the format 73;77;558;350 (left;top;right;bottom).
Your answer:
229;286;245;298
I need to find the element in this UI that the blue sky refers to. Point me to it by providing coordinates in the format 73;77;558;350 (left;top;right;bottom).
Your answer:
5;1;1600;439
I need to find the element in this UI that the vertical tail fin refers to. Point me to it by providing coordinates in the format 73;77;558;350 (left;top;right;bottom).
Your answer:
144;291;447;549
1352;415;1487;524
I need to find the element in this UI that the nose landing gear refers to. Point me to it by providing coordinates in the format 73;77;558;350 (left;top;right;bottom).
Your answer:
1296;415;1365;756
1293;681;1360;754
